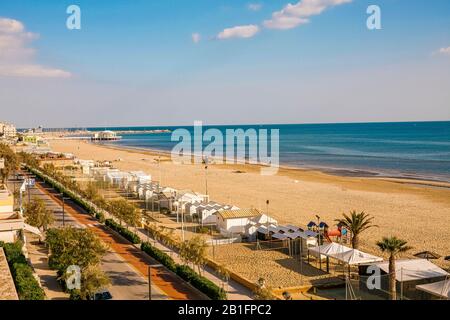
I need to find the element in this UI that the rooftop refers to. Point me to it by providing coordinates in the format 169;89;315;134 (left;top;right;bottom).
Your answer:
218;208;260;220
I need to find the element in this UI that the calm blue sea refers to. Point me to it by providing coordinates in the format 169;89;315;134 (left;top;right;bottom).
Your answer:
88;122;450;182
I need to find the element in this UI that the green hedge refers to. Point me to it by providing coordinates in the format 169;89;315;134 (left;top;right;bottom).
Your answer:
105;219;141;244
141;241;226;300
176;265;227;300
27;166;101;218
141;242;177;272
0;242;45;300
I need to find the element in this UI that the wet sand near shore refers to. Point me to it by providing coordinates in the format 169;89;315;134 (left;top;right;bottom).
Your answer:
49;139;450;267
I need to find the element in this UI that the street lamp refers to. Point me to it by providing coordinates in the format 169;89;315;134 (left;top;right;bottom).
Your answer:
148;264;163;300
203;156;209;196
266;200;270;240
61;193;65;227
316;214;321;270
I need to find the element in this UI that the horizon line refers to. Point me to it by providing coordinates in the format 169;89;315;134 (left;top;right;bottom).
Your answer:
17;119;450;130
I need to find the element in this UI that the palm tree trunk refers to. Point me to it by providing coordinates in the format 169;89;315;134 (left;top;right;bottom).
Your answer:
352;234;359;249
389;255;397;300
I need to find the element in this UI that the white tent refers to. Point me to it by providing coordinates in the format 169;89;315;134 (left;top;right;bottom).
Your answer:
416;279;450;299
371;259;449;282
309;242;353;258
329;249;383;265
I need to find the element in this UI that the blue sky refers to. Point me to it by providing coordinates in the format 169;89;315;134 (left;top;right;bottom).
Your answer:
0;0;449;127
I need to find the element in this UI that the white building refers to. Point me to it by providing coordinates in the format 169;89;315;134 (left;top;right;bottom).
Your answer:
174;191;209;214
0;122;17;139
0;185;40;243
217;208;261;236
91;130;120;141
75;159;95;175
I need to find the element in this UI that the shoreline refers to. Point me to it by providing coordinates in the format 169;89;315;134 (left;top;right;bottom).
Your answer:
96;142;450;189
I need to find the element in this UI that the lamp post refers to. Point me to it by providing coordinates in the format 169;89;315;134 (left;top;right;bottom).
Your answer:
316;214;321;270
61;193;65;227
148;264;163;300
266;200;270;240
203;156;209;196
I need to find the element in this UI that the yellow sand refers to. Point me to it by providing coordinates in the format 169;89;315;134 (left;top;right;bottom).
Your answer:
49;139;450;265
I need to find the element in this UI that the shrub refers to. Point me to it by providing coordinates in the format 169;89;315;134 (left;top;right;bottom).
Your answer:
176;265;227;300
105;219;141;244
0;242;45;300
95;211;106;223
141;242;176;272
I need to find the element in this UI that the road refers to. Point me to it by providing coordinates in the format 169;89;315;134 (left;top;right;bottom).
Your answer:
14;174;171;300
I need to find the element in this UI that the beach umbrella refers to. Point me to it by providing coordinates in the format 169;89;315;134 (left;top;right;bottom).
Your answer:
414;251;441;260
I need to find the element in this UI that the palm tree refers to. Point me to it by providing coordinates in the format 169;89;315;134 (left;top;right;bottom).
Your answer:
376;236;412;300
335;211;376;249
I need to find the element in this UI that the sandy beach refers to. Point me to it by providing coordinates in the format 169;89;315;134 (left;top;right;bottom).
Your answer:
49;139;450;265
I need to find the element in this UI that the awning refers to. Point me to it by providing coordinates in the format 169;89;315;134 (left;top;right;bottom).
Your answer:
272;233;289;240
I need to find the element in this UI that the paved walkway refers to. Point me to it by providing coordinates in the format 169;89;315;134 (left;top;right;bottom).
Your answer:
25;233;69;300
32;177;204;300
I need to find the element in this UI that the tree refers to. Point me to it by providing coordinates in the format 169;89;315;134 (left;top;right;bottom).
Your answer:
376;236;412;300
216;264;230;291
253;277;275;300
180;235;208;275
46;227;108;273
24;197;54;233
78;265;111;300
17;152;39;168
0;143;18;184
335;211;376;249
84;182;101;202
108;199;141;228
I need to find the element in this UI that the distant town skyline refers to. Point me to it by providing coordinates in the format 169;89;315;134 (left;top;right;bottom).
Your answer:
1;0;450;128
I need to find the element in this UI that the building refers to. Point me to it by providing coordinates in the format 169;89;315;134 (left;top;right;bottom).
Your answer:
0;122;17;139
91;130;121;141
217;208;261;235
0;185;41;243
22;135;44;145
0;185;24;243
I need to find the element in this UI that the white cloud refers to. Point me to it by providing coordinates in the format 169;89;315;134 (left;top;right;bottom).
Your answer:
248;3;263;11
0;17;71;78
0;65;71;78
434;46;450;56
264;0;352;30
217;25;260;40
191;33;201;44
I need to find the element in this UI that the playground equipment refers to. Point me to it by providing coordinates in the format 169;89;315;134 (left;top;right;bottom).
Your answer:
307;219;349;244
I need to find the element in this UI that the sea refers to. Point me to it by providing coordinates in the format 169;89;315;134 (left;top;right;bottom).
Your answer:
87;121;450;183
